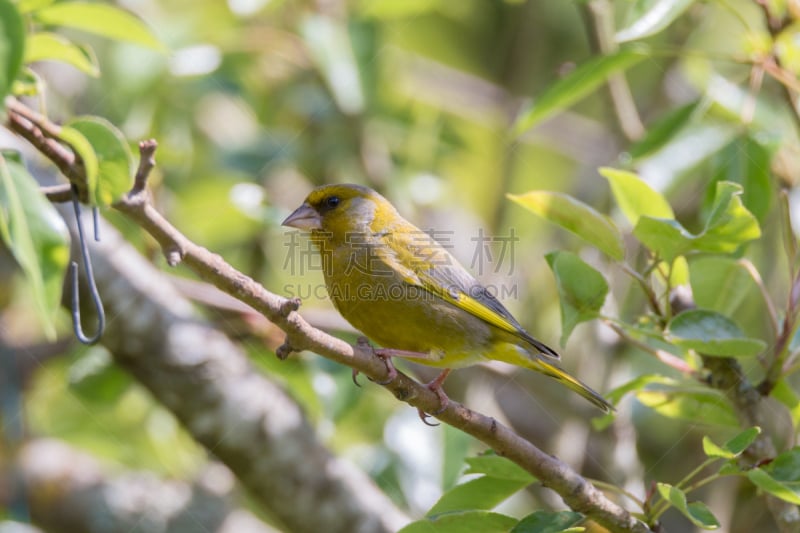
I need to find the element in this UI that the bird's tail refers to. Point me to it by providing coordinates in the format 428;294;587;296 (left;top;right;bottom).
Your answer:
528;358;614;412
492;344;614;412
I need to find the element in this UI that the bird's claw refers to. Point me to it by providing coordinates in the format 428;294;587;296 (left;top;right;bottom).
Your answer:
417;369;451;426
373;348;398;385
351;338;398;386
417;408;440;426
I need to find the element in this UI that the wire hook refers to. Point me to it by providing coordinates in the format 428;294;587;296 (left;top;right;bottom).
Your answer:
70;187;105;344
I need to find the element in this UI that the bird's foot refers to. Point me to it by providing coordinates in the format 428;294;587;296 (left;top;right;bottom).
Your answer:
417;369;452;426
372;348;399;385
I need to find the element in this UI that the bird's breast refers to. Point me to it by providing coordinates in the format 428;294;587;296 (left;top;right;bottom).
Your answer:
320;241;491;367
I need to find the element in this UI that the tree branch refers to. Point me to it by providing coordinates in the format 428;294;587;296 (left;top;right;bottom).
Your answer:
10;439;278;533
5;99;648;533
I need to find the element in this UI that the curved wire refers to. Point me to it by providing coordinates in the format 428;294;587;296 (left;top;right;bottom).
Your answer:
70;189;105;344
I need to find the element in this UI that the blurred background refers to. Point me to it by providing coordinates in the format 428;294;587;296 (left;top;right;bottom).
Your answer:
2;0;798;531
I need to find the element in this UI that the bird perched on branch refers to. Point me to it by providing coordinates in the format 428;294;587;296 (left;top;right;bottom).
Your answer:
282;184;612;422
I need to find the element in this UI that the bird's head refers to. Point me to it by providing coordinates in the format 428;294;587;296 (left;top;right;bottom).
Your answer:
282;183;400;238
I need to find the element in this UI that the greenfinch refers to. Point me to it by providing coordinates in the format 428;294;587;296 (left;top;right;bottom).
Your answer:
282;184;612;416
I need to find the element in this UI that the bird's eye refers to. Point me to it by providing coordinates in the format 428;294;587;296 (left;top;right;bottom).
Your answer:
325;196;340;209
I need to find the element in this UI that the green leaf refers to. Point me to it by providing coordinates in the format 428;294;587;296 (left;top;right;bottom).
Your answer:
698;182;762;252
708;136;774;222
33;2;163;50
633;182;760;261
463;453;535;483
600;167;674;225
508;191;624;260
723;427;761;456
428;476;530;516
667;309;766;357
0;0;25;99
747;468;800;505
68;346;132;403
511;510;584;533
764;447;800;482
656;483;720;529
772;380;800;427
58;125;99;205
689;257;759;318
635;389;738;427
545;251;609;345
399;511;517;533
512;46;648;136
24;32;99;76
0;159;70;339
16;0;54;13
628;100;699;160
604;374;681;404
616;0;696;42
702;427;760;459
593;374;684;431
66;117;134;206
632;217;693;262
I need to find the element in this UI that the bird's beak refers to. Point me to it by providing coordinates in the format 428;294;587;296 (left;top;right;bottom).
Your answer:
282;203;322;231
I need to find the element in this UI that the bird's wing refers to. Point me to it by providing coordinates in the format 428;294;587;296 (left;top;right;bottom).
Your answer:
374;227;560;359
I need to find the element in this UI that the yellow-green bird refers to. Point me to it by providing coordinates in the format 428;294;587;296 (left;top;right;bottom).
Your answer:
282;184;612;418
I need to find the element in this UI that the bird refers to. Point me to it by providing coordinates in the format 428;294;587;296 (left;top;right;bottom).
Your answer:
282;183;613;421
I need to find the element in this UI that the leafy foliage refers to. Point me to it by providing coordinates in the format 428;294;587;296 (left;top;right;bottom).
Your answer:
3;0;800;531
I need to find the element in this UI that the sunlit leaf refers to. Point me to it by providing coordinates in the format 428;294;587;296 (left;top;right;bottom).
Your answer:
616;0;696;42
633;216;693;261
600;167;674;225
67;116;134;206
702;427;760;459
464;453;535;483
25;32;99;76
633;182;760;261
592;374;684;431
708;136;775;222
0;159;70;339
509;191;624;260
399;511;517;533
667;309;766;357
33;2;163;50
772;380;800;427
513;46;648;136
512;510;584;533
698;182;762;251
0;0;25;99
16;0;54;13
635;389;738;427
546;251;609;345
58;125;99;205
747;468;800;505
428;476;530;516
656;483;720;529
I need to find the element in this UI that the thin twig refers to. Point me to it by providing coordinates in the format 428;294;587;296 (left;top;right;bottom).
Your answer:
600;317;694;374
40;183;72;202
581;0;645;141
